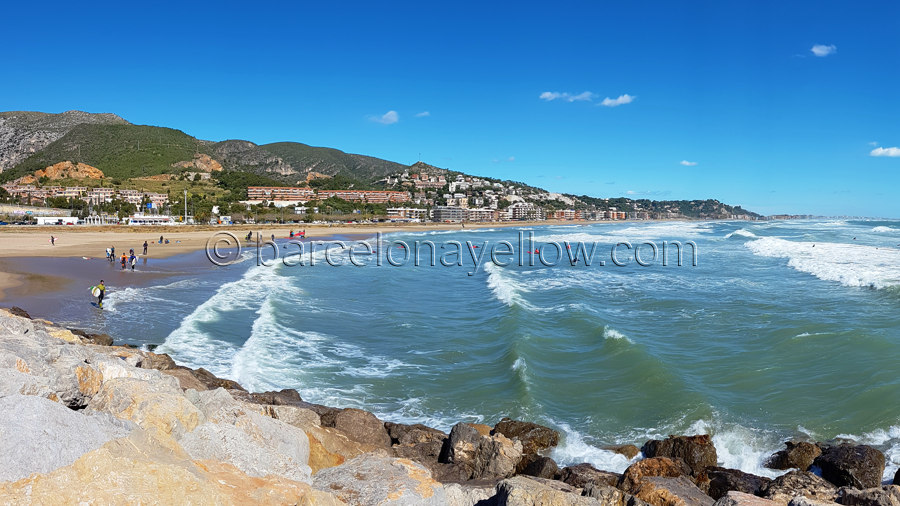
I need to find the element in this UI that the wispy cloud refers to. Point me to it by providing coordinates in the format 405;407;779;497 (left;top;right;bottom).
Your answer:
415;111;431;118
370;110;399;125
868;141;878;147
811;44;837;57
600;94;635;107
491;156;516;163
870;146;900;157
679;160;698;166
539;91;596;102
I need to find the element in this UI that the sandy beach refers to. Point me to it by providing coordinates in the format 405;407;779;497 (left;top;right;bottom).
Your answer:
0;220;592;300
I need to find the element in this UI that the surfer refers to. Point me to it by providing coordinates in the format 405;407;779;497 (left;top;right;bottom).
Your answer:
246;231;252;241
120;253;127;270
106;247;111;261
129;253;137;271
96;280;105;309
143;241;148;255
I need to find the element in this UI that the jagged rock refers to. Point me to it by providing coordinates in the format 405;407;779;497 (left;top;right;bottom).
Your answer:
836;485;900;506
134;351;178;370
492;417;560;454
642;435;718;475
713;491;780;505
705;466;772;499
787;497;838;506
261;403;321;428
0;394;132;481
518;454;559;479
34;160;104;180
386;421;448;446
0;367;54;399
443;482;498;505
497;475;601;505
317;407;392;448
632;476;715;506
761;471;838;504
187;367;246;391
305;424;390;474
605;444;642;459
441;422;524;481
620;457;692;494
312;455;447;505
766;442;823;471
559;462;620;488
0;429;339;505
87;376;201;439
583;482;650;505
245;388;304;405
4;306;31;319
812;443;885;489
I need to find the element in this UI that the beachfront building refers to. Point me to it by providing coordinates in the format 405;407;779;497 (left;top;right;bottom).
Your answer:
507;202;543;221
431;206;466;222
317;190;410;203
247;186;316;202
466;208;499;222
387;207;428;220
82;214;120;225
84;188;115;204
550;209;577;220
35;216;78;225
126;214;176;225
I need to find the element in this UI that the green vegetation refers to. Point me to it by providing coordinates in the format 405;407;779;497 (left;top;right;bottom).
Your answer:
260;142;406;181
215;171;283;200
4;124;203;182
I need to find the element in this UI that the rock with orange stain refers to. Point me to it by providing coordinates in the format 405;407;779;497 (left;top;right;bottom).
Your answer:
312;456;447;505
34;160;105;180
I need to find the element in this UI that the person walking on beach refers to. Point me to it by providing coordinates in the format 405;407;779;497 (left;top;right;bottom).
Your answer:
105;247;111;261
110;246;115;262
143;241;148;255
246;231;252;241
50;235;55;246
129;253;137;271
120;253;127;270
97;280;105;309
159;235;164;244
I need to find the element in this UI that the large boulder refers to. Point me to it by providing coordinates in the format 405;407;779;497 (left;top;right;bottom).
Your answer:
0;429;339;505
87;376;202;439
386;421;447;446
312;456;447;505
442;483;498;506
811;443;885;489
0;394;132;481
765;442;822;471
492;417;560;454
713;491;781;506
632;476;715;506
705;467;772;500
836;485;900;506
496;475;601;505
518;454;559;479
320;407;392;448
620;457;692;494
582;482;650;505
605;444;642;460
558;462;620;488
761;470;839;504
440;422;523;481
642;435;718;475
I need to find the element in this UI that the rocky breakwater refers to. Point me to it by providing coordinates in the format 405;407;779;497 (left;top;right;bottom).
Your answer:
2;306;900;506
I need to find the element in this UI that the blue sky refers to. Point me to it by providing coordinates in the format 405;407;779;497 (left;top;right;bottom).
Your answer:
2;1;899;217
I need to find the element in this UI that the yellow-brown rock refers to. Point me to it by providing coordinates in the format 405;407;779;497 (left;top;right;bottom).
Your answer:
171;153;223;172
35;161;104;180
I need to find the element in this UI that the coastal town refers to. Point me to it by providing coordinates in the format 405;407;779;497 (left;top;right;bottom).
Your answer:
0;165;760;225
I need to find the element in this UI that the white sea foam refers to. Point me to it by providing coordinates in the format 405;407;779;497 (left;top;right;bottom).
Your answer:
549;421;636;473
746;236;900;289
602;326;634;343
484;262;534;309
724;228;759;239
873;226;898;233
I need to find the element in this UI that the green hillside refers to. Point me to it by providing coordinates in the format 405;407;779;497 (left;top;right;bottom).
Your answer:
5;124;202;181
259;142;407;181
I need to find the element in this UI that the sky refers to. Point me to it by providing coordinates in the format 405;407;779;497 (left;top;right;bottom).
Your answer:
1;0;899;217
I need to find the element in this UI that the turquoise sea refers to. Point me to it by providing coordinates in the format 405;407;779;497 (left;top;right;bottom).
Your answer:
47;219;900;480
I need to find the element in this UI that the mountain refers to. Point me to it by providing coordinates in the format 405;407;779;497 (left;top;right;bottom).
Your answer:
0;111;128;172
0;111;410;185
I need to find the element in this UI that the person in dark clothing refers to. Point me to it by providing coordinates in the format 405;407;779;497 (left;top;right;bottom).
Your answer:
143;241;148;255
97;280;106;309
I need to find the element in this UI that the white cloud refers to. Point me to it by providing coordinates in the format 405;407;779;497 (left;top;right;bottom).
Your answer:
870;146;900;157
868;141;878;147
370;110;399;125
600;94;635;107
415;111;430;117
539;91;596;102
811;44;837;57
679;160;698;166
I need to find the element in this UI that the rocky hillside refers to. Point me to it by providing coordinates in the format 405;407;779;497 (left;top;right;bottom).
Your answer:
0;111;128;172
0;110;410;185
1;306;897;505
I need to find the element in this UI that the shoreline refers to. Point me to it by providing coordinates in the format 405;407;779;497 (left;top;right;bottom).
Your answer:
0;306;897;505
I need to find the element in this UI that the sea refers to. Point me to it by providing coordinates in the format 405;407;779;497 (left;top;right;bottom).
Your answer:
37;219;900;481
